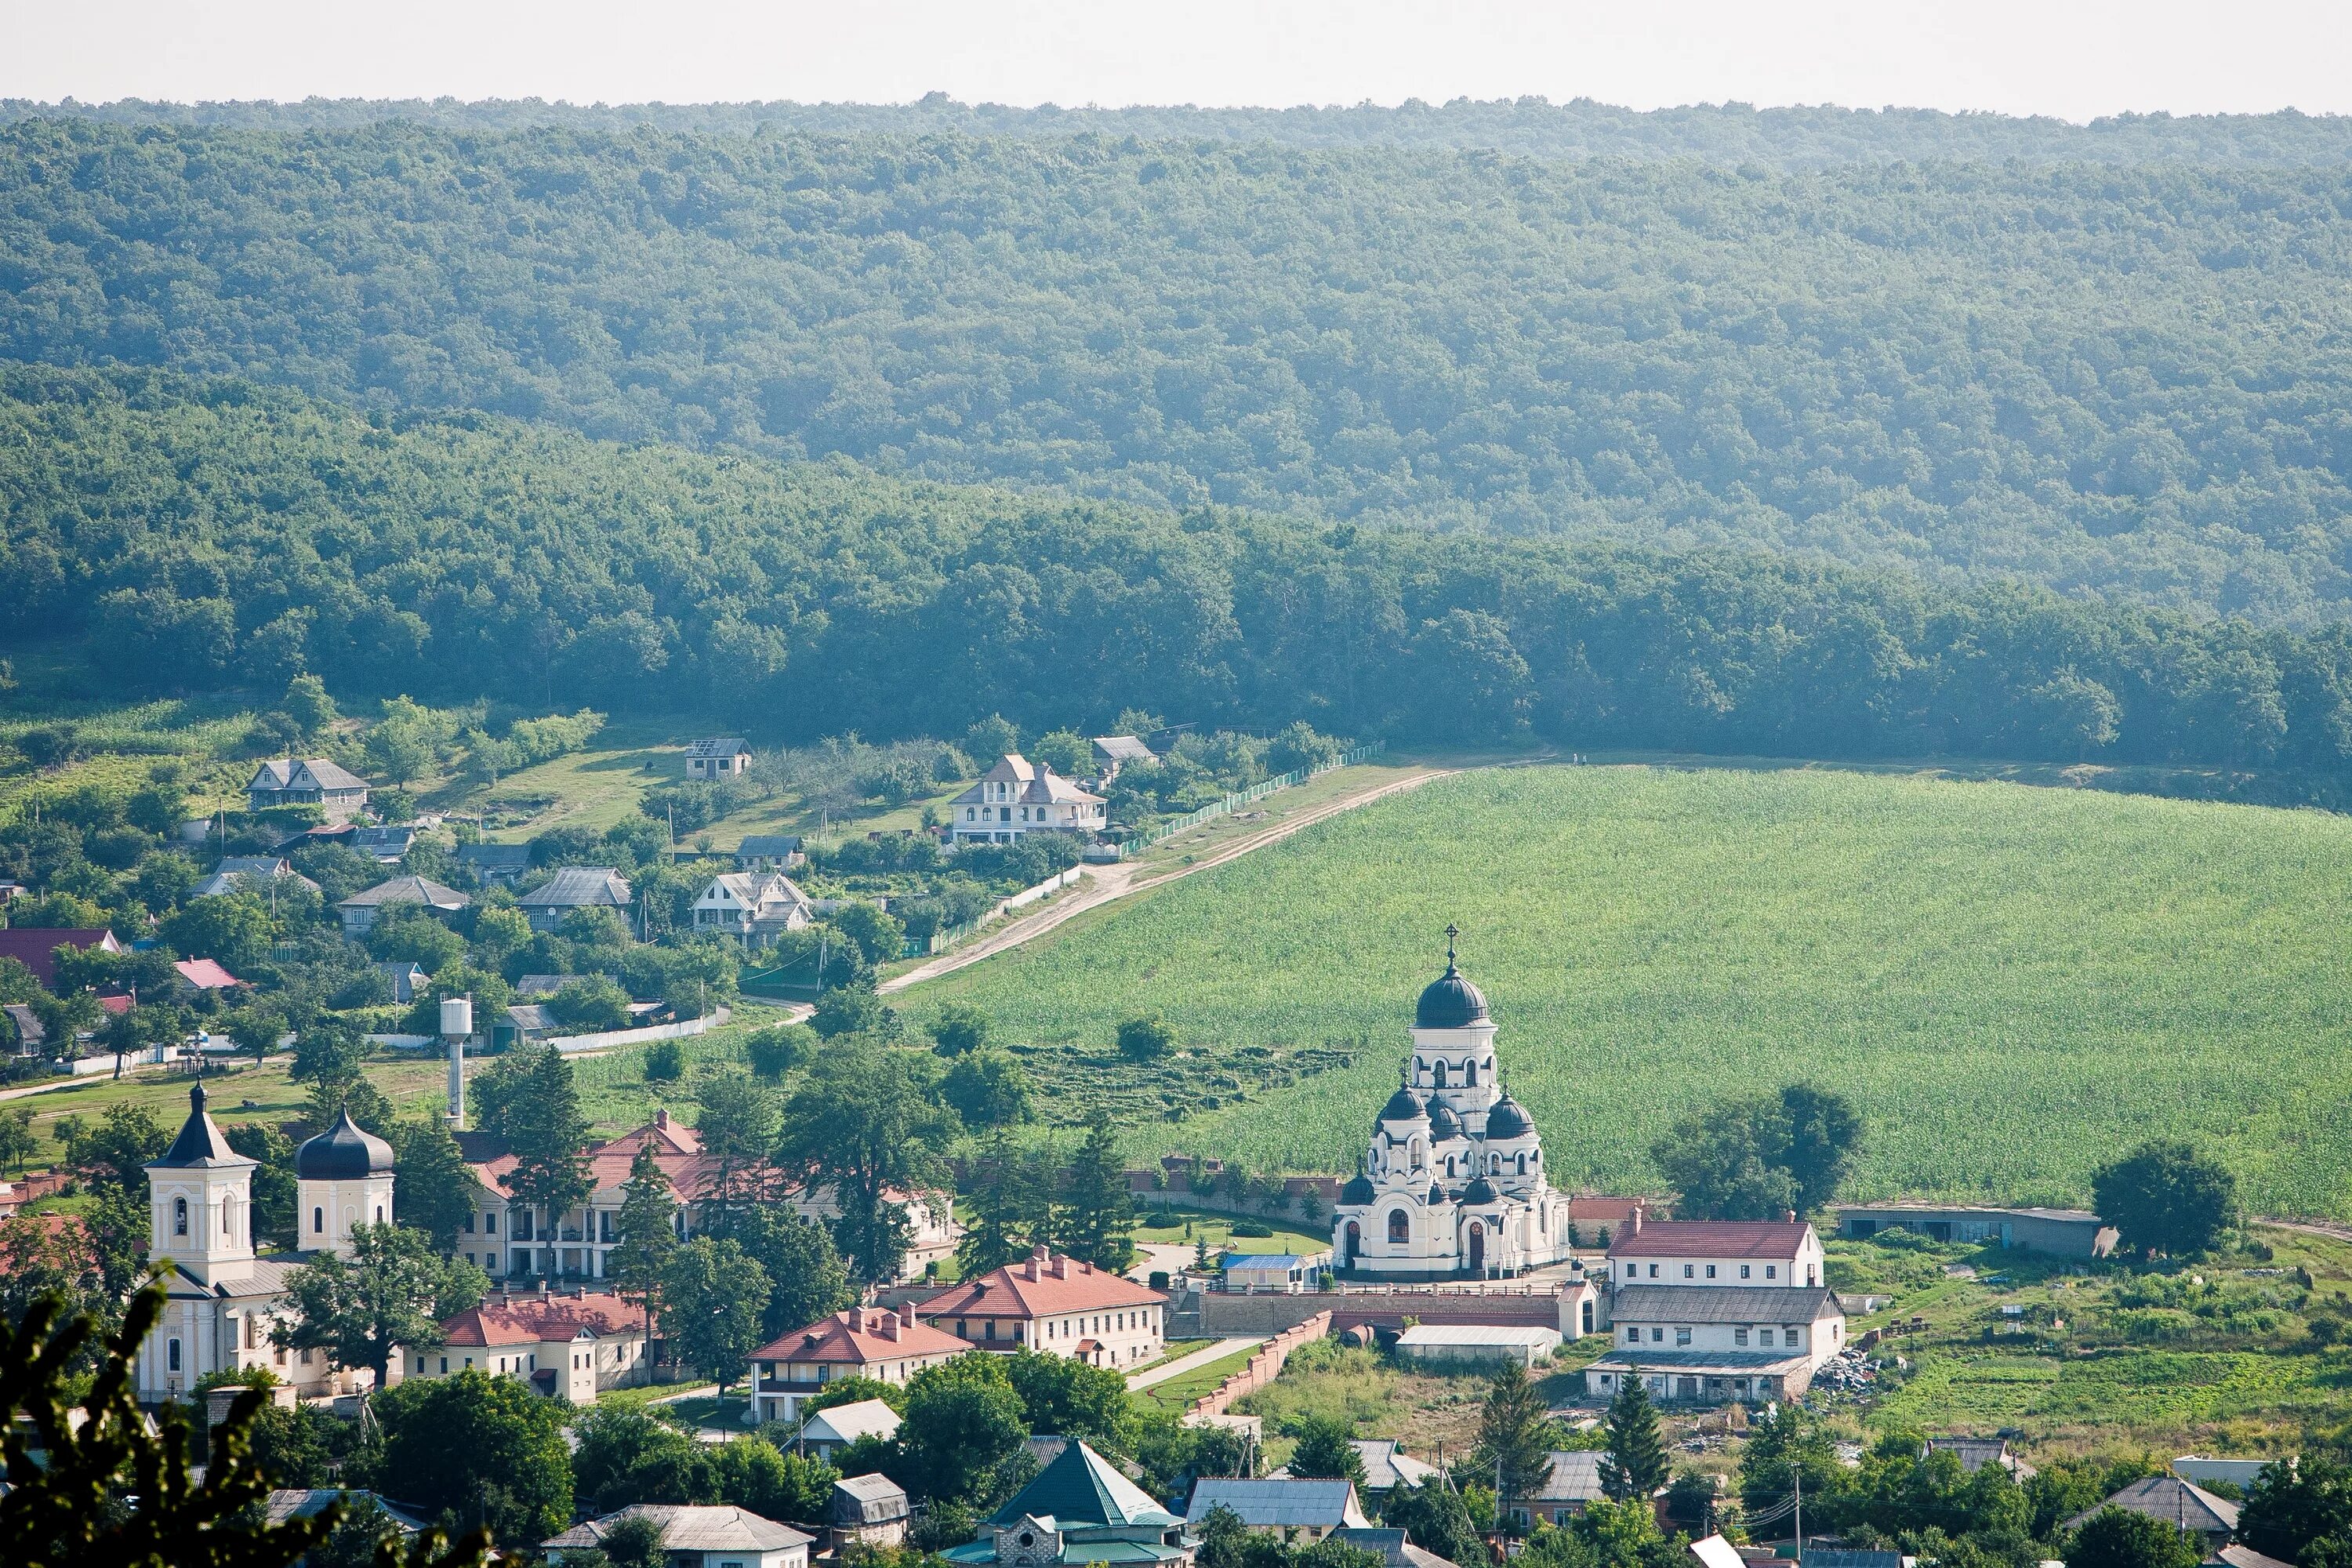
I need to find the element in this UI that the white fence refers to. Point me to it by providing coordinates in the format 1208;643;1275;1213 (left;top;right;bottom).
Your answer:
1109;740;1388;857
546;1007;731;1055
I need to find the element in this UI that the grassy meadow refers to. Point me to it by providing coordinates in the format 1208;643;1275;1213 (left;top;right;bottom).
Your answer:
906;764;2352;1218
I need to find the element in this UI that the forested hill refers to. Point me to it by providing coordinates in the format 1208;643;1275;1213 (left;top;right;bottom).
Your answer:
13;94;2352;167
8;368;2352;797
6;120;2352;620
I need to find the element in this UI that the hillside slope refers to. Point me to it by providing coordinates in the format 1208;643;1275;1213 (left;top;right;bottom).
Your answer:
7;122;2352;615
906;764;2352;1217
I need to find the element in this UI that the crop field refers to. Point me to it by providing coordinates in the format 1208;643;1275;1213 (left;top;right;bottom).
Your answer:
909;764;2352;1217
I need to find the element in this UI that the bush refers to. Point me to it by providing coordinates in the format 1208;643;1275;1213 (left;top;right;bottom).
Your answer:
1118;1016;1178;1061
745;1025;814;1080
1229;1221;1274;1239
644;1039;686;1081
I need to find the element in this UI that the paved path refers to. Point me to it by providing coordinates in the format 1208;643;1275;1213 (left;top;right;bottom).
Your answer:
1126;1335;1265;1391
1127;1241;1196;1283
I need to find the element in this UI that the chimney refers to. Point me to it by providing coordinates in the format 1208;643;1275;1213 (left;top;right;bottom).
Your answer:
1784;1209;1797;1224
655;1109;670;1129
1051;1255;1070;1279
877;1312;899;1341
900;1305;916;1330
1628;1204;1644;1236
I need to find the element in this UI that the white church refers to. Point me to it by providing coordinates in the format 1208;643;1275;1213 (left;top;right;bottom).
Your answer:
136;1082;397;1404
1332;931;1578;1279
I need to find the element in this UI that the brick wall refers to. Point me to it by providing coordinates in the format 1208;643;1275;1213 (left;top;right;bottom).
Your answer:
1187;1310;1333;1418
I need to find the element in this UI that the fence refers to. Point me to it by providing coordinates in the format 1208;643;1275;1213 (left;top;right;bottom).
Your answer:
1185;1311;1333;1418
905;866;1087;958
1110;741;1387;859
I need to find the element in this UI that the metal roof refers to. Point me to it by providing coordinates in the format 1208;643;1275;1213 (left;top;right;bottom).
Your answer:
1396;1324;1562;1347
1186;1479;1370;1530
1609;1285;1842;1324
543;1504;812;1554
518;866;633;909
802;1399;902;1446
993;1440;1182;1530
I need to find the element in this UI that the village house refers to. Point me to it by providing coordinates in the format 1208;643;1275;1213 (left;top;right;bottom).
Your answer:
1345;1440;1440;1497
829;1475;912;1551
948;755;1107;845
1089;735;1155;784
750;1307;970;1426
2064;1478;2240;1552
377;962;429;1004
795;1397;901;1460
686;738;754;780
914;1246;1167;1370
1507;1452;1607;1530
518;866;633;935
350;825;416;863
246;758;371;821
1582;1214;1844;1404
546;1505;810;1568
172;958;242;994
455;842;533;885
733;835;805;871
1185;1479;1372;1541
409;1287;649;1401
337;875;470;938
192;856;319;900
0;927;122;989
693;871;815;939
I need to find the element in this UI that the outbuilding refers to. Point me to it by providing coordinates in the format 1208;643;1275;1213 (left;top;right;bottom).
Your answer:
1835;1204;2117;1258
1393;1323;1562;1368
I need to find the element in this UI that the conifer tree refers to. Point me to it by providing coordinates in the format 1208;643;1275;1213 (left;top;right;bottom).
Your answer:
1472;1359;1559;1508
610;1138;679;1349
1599;1372;1670;1501
1058;1110;1135;1271
957;1132;1029;1278
500;1045;593;1279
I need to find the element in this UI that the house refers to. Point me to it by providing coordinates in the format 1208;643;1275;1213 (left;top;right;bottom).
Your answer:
337;877;468;937
2212;1548;2296;1568
1343;1440;1439;1497
350;825;416;863
192;856;319;899
686;738;754;780
943;1440;1196;1568
830;1474;911;1548
2065;1478;2239;1551
1836;1203;2118;1259
173;958;242;993
546;1505;811;1568
264;1490;430;1536
518;866;633;935
1090;735;1155;783
798;1397;902;1459
916;1246;1168;1369
376;963;429;1005
749;1307;970;1426
1330;1530;1460;1568
1185;1479;1371;1540
455;843;534;885
947;755;1107;845
246;759;371;821
1507;1451;1608;1530
1603;1212;1826;1289
1223;1253;1328;1294
1394;1323;1562;1368
734;836;806;871
4;1003;45;1055
1929;1436;2038;1479
0;879;20;903
1584;1283;1846;1404
411;1288;650;1401
694;872;815;940
0;927;122;989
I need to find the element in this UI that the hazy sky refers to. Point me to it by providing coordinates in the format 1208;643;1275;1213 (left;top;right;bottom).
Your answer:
6;0;2350;123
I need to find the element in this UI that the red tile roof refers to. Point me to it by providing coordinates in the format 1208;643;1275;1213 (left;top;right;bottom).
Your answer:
175;958;241;990
441;1291;643;1347
1606;1220;1813;1260
0;928;119;987
753;1307;969;1367
915;1248;1167;1321
96;993;132;1016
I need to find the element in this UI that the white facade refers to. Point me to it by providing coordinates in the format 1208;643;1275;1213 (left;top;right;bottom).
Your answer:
298;1171;396;1258
692;871;814;940
1330;938;1576;1279
948;755;1107;844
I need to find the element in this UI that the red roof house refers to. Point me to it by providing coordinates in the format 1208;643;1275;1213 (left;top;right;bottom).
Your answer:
174;958;242;991
749;1306;970;1427
0;928;122;988
914;1247;1170;1369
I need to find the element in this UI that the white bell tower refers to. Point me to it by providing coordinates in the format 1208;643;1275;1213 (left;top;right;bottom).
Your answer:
143;1082;258;1287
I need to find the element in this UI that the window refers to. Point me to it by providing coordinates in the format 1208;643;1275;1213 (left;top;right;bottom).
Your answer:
1758;1329;1773;1346
1647;1264;1659;1278
1624;1327;1639;1344
314;1207;325;1235
173;1197;188;1236
1734;1327;1749;1346
1766;1265;1777;1279
1705;1265;1716;1278
486;1213;497;1235
1683;1264;1693;1278
1388;1210;1410;1243
1624;1263;1636;1278
1784;1327;1803;1348
1465;1059;1478;1086
168;1338;182;1373
1740;1265;1751;1279
464;1214;476;1234
1675;1327;1692;1346
374;1205;384;1224
1649;1327;1664;1342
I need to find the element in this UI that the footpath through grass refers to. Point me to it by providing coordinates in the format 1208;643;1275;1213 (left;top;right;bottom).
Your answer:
909;763;2352;1216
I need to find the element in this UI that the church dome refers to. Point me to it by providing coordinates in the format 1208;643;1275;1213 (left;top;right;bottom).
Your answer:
1484;1095;1532;1140
1426;1182;1446;1205
1378;1084;1428;1125
1415;964;1489;1029
1341;1174;1376;1206
1427;1100;1463;1139
295;1110;395;1180
1462;1176;1501;1205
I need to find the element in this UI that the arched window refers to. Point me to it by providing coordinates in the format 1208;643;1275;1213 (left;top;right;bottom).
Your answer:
1464;1058;1479;1086
223;1201;234;1239
1432;1061;1448;1089
1445;1156;1456;1177
1409;1138;1424;1171
1516;1152;1528;1174
173;1197;188;1236
314;1207;325;1236
375;1206;384;1224
1387;1210;1410;1244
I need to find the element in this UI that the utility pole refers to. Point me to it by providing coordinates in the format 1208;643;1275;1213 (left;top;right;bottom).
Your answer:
1794;1464;1804;1568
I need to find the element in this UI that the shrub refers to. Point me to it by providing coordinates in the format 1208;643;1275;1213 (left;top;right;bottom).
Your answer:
1118;1016;1178;1061
644;1039;686;1081
1229;1221;1274;1239
745;1025;814;1080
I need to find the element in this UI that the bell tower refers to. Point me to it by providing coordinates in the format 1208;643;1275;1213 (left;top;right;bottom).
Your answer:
143;1082;259;1286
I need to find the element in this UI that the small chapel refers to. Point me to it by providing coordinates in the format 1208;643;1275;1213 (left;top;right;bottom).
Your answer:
135;1080;397;1405
1330;930;1577;1279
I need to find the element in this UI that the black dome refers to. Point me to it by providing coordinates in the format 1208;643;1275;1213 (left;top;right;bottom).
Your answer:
1341;1175;1376;1206
1427;1100;1463;1138
1427;1182;1446;1205
1379;1084;1428;1125
1415;964;1490;1029
1462;1176;1501;1205
1484;1096;1531;1139
295;1110;395;1180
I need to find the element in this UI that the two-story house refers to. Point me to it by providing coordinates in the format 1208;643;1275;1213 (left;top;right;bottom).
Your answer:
749;1307;971;1426
947;756;1107;846
1583;1213;1844;1405
246;759;372;822
692;872;815;940
518;866;633;935
913;1247;1167;1370
409;1287;650;1401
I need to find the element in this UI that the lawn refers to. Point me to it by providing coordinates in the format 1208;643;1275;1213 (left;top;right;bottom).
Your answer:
1131;1342;1269;1414
1131;1206;1330;1258
904;764;2352;1217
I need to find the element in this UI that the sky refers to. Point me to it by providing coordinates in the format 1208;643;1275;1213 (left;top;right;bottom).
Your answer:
5;0;2350;124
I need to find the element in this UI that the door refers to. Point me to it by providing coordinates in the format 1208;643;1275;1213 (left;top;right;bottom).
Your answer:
1345;1221;1360;1267
1468;1223;1485;1274
1675;1376;1697;1400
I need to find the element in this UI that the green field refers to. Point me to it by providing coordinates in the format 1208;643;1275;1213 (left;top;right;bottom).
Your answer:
908;764;2352;1217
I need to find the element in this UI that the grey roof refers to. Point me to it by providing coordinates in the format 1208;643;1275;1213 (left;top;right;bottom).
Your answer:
2212;1547;2296;1568
516;974;591;997
831;1473;911;1526
164;1256;303;1301
1396;1324;1561;1348
735;834;804;857
456;842;532;869
339;876;469;911
1348;1440;1439;1494
519;866;632;910
1807;1552;1903;1568
1187;1479;1370;1530
1092;735;1156;763
195;856;321;898
1523;1451;1606;1506
545;1504;812;1554
350;826;416;854
687;737;752;757
2067;1477;2239;1537
249;758;369;794
265;1490;430;1534
506;1004;559;1033
1609;1285;1842;1324
802;1398;902;1446
1331;1529;1461;1568
1928;1436;2035;1478
5;1003;45;1049
148;1083;257;1171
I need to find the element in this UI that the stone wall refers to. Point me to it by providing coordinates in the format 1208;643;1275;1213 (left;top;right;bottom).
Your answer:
1186;1310;1333;1418
1198;1282;1566;1337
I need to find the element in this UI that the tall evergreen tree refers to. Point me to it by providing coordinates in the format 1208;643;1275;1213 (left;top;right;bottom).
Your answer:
1058;1111;1135;1272
1472;1360;1559;1508
1599;1373;1670;1502
958;1132;1030;1278
695;1074;780;1219
499;1045;593;1279
390;1119;480;1253
775;1039;956;1283
608;1139;679;1348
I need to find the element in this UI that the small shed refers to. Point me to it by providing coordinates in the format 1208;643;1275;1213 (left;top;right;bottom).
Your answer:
1394;1323;1562;1368
829;1474;910;1548
799;1398;902;1459
687;739;753;779
734;835;805;870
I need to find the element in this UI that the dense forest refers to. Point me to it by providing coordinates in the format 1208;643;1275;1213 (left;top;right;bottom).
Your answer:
7;368;2352;797
13;93;2352;167
5;121;2352;619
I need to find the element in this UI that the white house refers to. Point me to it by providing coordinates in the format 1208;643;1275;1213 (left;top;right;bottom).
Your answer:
914;1247;1168;1370
546;1506;810;1568
410;1288;650;1400
948;755;1106;845
685;739;754;780
693;871;815;939
1582;1214;1844;1404
246;759;371;821
1602;1213;1827;1290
